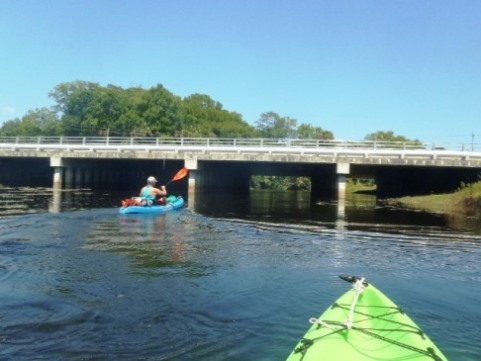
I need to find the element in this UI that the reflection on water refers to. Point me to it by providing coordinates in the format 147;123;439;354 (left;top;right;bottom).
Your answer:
1;185;481;235
0;185;121;216
192;189;480;235
87;214;189;270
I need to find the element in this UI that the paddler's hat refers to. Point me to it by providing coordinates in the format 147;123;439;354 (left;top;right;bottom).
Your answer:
147;176;157;184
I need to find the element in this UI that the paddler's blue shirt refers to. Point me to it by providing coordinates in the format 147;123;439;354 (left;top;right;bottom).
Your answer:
140;185;155;201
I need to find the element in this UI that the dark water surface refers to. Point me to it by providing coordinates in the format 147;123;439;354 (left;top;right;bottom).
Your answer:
0;186;480;360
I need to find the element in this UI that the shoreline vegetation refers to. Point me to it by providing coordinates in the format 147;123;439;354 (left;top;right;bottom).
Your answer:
379;181;481;217
345;178;481;217
253;178;481;218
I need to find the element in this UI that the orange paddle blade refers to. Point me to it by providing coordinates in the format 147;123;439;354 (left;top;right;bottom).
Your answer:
171;167;189;182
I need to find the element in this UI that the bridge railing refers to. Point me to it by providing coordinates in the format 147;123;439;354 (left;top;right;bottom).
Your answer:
0;136;430;150
2;136;480;151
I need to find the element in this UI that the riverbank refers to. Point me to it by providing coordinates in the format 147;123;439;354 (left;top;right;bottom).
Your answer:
383;181;481;217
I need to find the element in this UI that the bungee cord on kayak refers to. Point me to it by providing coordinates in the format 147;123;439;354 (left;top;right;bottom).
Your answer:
345;276;366;329
308;276;366;330
353;327;445;361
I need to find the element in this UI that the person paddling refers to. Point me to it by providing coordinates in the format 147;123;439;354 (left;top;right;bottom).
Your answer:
140;176;167;205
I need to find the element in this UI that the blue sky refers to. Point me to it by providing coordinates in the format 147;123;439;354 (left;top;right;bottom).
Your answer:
1;1;480;146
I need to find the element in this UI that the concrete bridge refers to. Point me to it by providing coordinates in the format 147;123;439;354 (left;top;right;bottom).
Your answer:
1;136;481;202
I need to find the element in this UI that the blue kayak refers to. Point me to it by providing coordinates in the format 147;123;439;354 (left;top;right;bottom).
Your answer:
119;196;184;215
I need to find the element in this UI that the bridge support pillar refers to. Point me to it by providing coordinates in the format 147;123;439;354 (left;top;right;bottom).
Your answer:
185;158;199;208
336;162;350;202
49;189;62;213
50;156;76;189
336;163;350;219
188;171;198;191
53;167;63;189
337;174;347;219
50;156;64;189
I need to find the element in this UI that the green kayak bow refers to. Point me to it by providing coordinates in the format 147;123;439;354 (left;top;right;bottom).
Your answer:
286;275;448;361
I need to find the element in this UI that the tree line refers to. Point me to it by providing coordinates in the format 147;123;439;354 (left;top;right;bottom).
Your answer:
0;81;421;145
0;81;333;139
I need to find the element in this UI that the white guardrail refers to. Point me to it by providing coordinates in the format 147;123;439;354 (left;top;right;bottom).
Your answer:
0;136;467;149
1;137;481;161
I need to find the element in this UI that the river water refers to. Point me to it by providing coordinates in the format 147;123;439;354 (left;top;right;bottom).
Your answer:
0;186;480;360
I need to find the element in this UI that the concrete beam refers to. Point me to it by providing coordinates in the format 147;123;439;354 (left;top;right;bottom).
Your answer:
50;156;64;167
336;162;350;174
185;158;198;170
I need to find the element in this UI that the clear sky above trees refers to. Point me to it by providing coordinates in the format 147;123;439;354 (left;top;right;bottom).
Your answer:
1;1;480;147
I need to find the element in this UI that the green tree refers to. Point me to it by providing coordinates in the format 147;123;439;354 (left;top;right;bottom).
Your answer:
49;81;100;115
140;84;181;136
255;112;297;138
0;108;60;136
117;87;150;136
116;109;150;136
59;82;101;135
180;94;256;137
178;94;214;137
364;130;417;143
0;118;22;136
52;82;136;136
82;85;129;136
297;123;333;139
250;175;310;190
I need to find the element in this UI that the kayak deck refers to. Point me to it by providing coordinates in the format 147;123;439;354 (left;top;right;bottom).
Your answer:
286;276;448;361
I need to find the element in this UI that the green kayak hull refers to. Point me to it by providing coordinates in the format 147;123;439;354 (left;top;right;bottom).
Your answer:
286;276;448;361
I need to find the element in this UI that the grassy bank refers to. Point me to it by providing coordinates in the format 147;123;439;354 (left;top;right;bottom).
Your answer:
346;179;376;194
384;181;481;217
